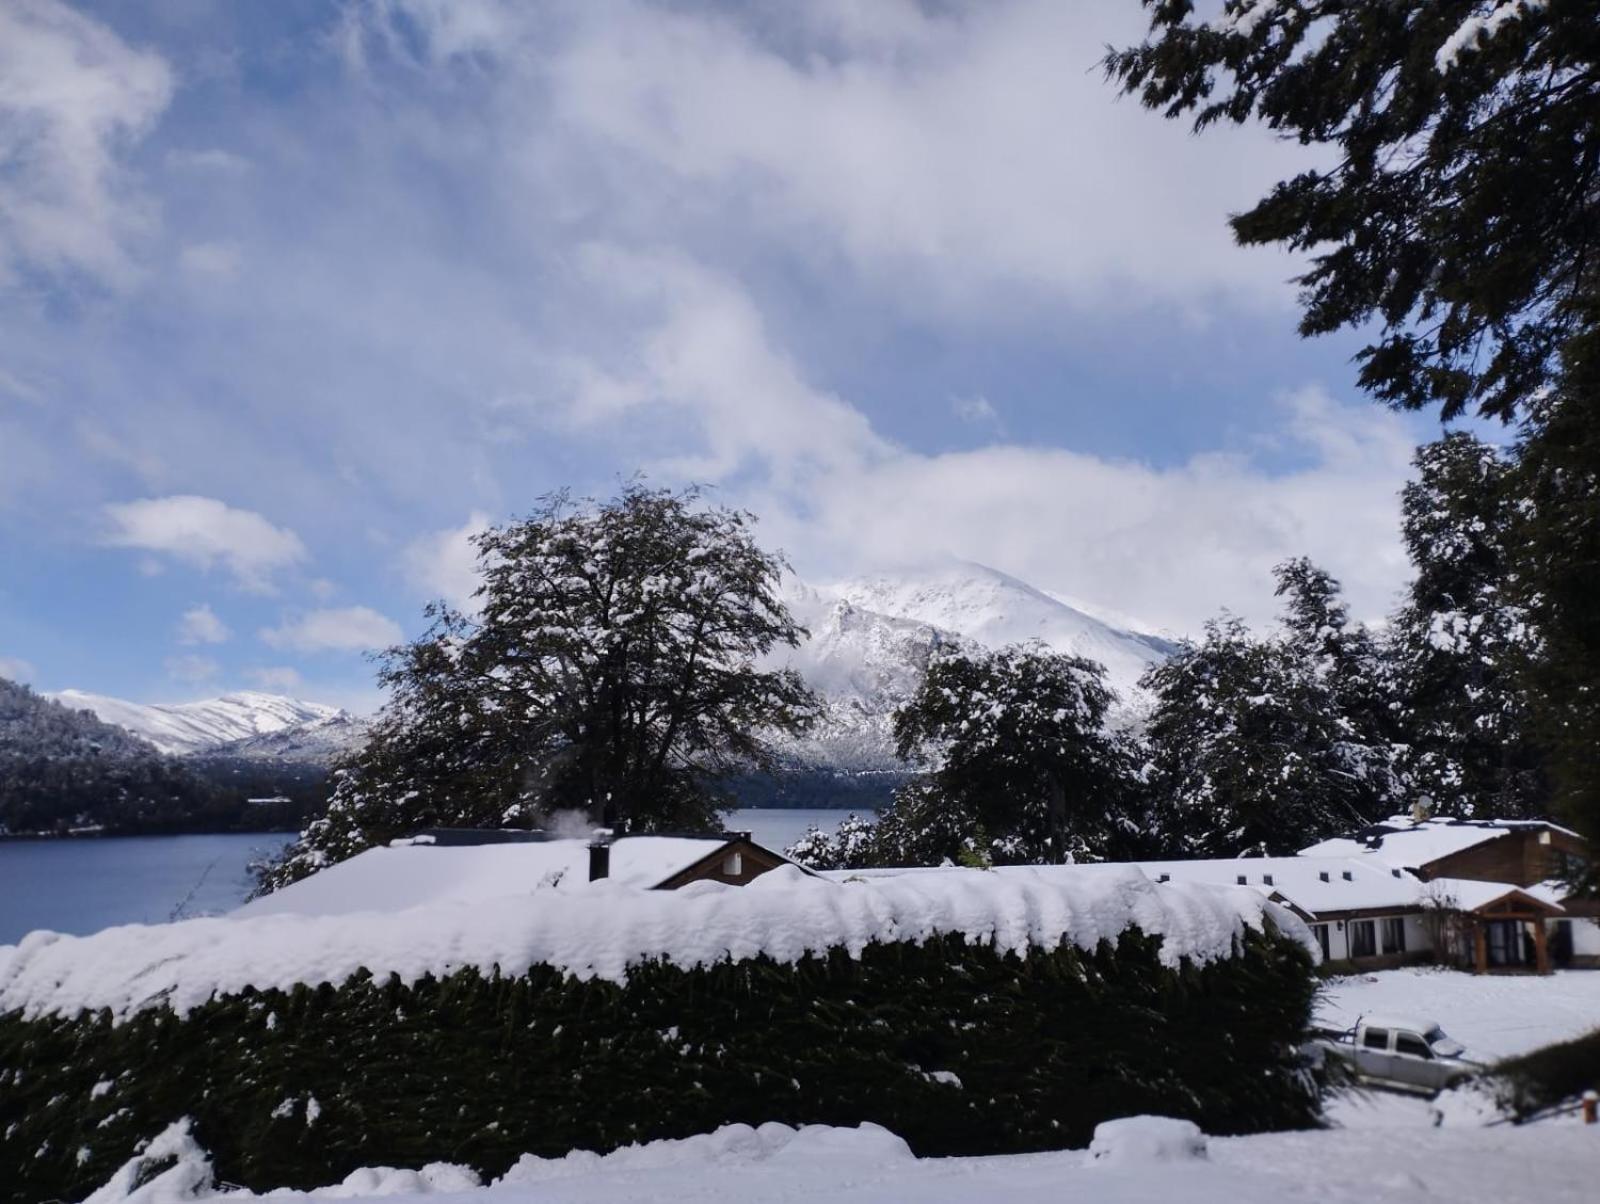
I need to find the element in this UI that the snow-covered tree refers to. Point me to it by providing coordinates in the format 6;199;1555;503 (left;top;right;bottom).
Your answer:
796;644;1144;869
1107;1;1599;845
1141;596;1391;859
260;486;817;891
886;644;1143;864
1273;556;1401;813
783;812;880;871
1389;434;1548;818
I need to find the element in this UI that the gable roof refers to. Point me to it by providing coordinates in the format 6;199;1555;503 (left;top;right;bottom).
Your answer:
1421;877;1566;916
1299;815;1582;869
234;835;777;919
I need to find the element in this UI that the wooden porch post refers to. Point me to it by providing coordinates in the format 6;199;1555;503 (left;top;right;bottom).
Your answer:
1474;924;1488;975
1533;919;1550;975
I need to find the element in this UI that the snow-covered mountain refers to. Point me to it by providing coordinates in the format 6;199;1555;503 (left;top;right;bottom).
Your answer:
49;690;356;759
47;564;1173;778
777;562;1177;772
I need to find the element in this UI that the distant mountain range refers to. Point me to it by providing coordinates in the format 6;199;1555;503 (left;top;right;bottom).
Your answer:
36;563;1177;805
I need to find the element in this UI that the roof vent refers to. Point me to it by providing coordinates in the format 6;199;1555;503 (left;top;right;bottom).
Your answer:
1236;874;1247;885
1157;873;1170;883
1342;870;1353;881
1263;874;1274;886
1319;871;1329;883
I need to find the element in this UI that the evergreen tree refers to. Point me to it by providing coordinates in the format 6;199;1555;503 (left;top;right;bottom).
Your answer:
1107;0;1599;423
1513;384;1600;841
1142;590;1393;858
1107;0;1600;845
788;644;1144;870
260;486;817;891
1273;556;1400;812
1390;434;1548;817
887;644;1143;864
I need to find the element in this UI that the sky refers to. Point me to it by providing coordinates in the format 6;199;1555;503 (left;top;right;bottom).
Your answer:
0;0;1464;714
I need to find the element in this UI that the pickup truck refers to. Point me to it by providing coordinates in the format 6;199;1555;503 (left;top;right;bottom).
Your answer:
1312;1014;1483;1095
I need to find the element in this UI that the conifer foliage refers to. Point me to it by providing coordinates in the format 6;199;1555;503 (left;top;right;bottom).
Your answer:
1107;0;1600;424
260;486;817;891
1139;563;1397;857
1388;434;1548;818
792;645;1143;868
1107;0;1600;845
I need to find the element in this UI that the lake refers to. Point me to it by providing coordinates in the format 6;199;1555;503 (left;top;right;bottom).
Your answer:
0;808;853;944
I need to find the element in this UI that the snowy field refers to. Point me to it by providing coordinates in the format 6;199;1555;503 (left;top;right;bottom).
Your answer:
1317;967;1600;1060
92;1117;1600;1204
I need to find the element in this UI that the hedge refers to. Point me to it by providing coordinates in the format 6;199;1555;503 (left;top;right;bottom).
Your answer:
0;924;1317;1201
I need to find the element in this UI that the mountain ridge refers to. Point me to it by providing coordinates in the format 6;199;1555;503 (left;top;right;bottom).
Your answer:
48;563;1174;781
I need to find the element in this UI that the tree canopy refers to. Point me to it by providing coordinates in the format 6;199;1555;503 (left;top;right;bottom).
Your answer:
260;485;817;891
1107;0;1600;423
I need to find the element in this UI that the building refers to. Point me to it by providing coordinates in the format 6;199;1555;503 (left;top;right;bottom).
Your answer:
235;830;803;919
1302;816;1596;973
1134;856;1433;970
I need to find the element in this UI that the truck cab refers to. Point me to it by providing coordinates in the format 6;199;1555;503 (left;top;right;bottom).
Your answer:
1341;1014;1478;1093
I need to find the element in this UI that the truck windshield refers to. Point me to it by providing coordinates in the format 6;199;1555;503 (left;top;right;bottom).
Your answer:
1425;1027;1464;1058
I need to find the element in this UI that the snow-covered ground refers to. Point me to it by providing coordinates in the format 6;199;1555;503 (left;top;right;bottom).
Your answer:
1317;967;1600;1061
90;1116;1600;1204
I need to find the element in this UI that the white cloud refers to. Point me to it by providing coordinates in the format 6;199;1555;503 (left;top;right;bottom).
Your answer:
261;606;404;653
103;495;307;590
775;391;1416;633
565;246;888;484
550;257;1415;631
0;655;35;682
404;511;491;612
953;395;999;426
176;603;230;646
0;0;173;288
246;665;303;692
164;653;219;684
391;0;1311;319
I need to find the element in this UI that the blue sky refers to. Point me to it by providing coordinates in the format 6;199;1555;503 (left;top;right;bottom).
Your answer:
0;0;1453;712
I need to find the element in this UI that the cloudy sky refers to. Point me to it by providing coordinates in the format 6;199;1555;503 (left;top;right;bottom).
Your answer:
0;0;1457;712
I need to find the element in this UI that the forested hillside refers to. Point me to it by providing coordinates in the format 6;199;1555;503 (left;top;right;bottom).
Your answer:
0;678;324;836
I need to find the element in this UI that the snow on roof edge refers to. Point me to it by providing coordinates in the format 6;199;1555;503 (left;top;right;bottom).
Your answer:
0;866;1312;1023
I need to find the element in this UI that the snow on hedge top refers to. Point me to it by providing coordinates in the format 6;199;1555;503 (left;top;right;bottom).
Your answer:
0;863;1306;1022
1299;815;1580;868
233;837;752;918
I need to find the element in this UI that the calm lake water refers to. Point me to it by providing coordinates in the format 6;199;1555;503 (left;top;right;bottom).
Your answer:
0;808;851;944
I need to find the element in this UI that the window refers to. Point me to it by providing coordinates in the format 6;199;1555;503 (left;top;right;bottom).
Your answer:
1394;1034;1432;1059
1350;920;1377;958
1362;1027;1389;1050
1310;924;1330;961
1382;917;1406;955
723;852;743;876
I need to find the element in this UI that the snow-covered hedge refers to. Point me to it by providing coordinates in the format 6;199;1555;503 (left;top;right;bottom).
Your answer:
0;867;1319;1200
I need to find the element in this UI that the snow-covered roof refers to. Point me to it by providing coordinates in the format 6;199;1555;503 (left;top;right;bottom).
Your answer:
1421;878;1565;915
824;857;1424;920
1299;815;1583;869
233;836;750;919
1129;857;1424;918
0;864;1309;1022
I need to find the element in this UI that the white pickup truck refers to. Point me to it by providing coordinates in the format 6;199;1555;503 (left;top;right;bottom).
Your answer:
1313;1014;1484;1095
